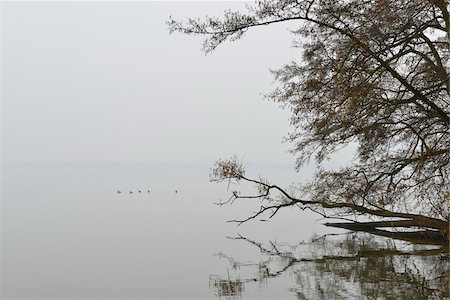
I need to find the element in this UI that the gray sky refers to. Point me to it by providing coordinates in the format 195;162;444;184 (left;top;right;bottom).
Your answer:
1;1;299;166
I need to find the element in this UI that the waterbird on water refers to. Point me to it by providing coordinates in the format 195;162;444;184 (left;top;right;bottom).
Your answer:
117;190;122;194
129;191;133;194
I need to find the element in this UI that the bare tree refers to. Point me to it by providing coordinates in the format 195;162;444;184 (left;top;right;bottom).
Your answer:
168;0;449;241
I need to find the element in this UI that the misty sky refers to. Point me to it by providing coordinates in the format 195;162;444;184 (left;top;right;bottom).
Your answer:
1;1;300;166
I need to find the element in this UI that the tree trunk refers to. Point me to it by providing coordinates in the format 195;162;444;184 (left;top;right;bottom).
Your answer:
324;220;448;247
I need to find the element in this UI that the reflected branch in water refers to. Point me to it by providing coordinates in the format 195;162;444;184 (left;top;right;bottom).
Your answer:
209;272;245;298
212;233;448;299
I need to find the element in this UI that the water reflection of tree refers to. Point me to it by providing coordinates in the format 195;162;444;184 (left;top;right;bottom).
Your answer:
211;233;448;299
209;274;244;299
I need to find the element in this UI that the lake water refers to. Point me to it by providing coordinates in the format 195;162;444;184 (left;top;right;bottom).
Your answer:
1;164;447;299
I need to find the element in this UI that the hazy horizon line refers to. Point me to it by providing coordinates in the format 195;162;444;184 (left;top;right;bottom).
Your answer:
1;159;297;169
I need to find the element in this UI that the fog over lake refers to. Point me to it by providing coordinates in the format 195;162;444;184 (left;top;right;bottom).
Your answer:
1;2;323;298
3;163;331;299
2;2;444;299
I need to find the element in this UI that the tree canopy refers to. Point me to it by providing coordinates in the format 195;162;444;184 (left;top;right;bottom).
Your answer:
168;0;449;241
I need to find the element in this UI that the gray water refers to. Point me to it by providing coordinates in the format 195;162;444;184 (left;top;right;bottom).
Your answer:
2;163;329;299
2;164;447;299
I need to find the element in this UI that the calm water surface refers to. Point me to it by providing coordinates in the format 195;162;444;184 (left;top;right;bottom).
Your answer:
2;164;447;299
